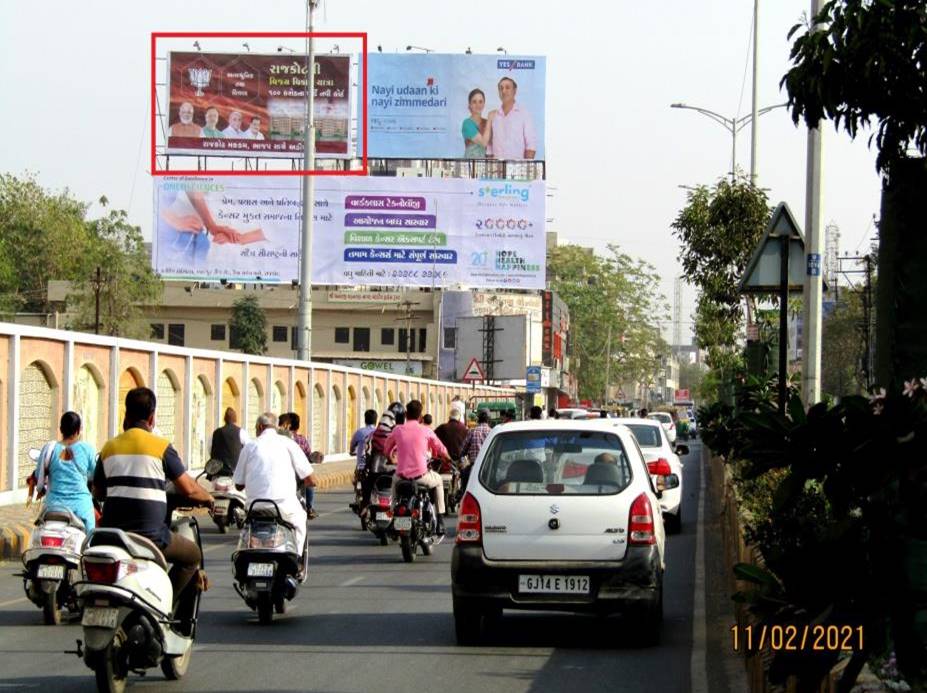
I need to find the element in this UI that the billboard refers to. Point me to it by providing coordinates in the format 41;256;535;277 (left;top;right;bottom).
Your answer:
153;176;545;288
362;54;545;159
455;315;528;381
166;52;352;158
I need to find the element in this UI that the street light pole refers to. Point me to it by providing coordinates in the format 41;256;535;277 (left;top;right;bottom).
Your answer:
296;0;318;361
801;0;825;404
670;102;786;183
750;0;760;185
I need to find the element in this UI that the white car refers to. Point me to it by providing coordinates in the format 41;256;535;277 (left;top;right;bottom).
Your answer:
647;412;677;445
451;420;666;646
614;418;685;533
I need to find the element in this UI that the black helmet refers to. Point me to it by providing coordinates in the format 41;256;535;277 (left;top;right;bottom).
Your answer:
388;401;406;424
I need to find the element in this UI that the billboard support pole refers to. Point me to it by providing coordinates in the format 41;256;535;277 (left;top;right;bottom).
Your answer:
296;0;318;361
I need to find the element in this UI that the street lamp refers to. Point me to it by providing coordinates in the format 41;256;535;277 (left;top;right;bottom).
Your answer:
670;102;786;183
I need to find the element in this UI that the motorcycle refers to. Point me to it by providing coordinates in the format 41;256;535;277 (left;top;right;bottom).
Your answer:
232;499;308;625
391;478;439;563
437;459;461;516
198;459;246;534
74;500;205;693
350;454;396;545
18;507;87;624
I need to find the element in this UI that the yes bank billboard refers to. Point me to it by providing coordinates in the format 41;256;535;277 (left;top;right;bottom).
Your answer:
361;53;546;159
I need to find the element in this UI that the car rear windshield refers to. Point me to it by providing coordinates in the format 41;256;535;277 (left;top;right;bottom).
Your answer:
626;424;662;448
478;430;632;496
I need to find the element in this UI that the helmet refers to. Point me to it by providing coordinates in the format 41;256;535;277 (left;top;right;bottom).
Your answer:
388;401;406;425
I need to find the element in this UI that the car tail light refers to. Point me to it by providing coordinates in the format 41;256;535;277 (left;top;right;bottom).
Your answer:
456;492;482;544
647;458;672;477
84;560;121;584
40;535;65;548
629;493;656;545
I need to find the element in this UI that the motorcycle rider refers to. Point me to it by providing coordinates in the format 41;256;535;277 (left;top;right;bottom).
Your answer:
367;402;405;463
233;412;316;564
94;387;214;604
209;407;248;474
434;407;468;462
384;399;450;536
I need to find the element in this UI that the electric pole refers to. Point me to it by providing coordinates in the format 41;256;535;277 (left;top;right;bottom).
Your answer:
91;266;104;335
296;0;318;361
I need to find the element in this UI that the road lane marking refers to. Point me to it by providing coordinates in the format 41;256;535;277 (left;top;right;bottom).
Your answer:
690;443;708;693
340;576;364;587
0;596;28;608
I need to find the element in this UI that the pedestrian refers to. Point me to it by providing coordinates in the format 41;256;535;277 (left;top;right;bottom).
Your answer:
209;407;248;474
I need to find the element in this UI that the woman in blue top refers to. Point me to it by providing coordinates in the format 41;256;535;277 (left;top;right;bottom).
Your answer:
33;412;97;532
461;88;495;159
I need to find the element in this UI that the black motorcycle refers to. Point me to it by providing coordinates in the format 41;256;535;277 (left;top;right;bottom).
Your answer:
232;500;308;624
350;454;396;545
391;478;439;563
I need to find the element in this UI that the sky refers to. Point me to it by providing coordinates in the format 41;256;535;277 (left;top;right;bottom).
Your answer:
0;0;882;344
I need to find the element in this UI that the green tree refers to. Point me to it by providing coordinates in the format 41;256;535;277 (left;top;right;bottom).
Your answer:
230;295;267;355
0;173;94;315
67;209;163;338
671;179;770;378
548;243;668;402
821;288;868;398
783;0;927;174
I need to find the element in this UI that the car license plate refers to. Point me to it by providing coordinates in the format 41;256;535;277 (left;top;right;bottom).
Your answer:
36;564;65;580
213;499;230;516
82;606;119;628
246;562;274;577
376;512;390;522
518;574;590;595
393;517;412;531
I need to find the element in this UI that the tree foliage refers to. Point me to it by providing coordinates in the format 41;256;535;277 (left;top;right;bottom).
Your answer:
230;295;267;355
67;209;163;338
782;0;927;173
547;243;668;402
0;173;161;336
821;288;868;398
672;179;771;371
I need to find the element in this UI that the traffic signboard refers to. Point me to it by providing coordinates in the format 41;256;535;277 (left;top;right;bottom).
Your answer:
461;358;485;382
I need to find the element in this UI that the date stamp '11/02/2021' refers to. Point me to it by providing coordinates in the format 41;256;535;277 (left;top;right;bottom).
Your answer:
731;624;864;653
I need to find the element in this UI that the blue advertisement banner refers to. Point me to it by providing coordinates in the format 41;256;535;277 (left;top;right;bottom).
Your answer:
361;53;546;160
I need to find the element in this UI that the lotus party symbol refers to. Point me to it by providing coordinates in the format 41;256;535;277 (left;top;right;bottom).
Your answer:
188;67;212;96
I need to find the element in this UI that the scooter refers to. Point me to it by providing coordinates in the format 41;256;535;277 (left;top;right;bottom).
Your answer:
198;459;246;533
232;499;308;625
18;507;87;624
74;501;205;692
391;478;439;563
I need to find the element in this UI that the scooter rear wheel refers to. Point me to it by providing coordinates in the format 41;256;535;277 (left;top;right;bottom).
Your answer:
93;643;127;693
160;647;191;680
400;534;415;563
257;592;274;624
42;589;61;625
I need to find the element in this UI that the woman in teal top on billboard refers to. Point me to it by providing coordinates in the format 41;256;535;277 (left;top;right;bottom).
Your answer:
462;88;494;158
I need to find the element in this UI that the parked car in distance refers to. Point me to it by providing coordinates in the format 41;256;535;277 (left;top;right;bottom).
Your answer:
451;420;666;647
613;418;686;533
648;412;677;445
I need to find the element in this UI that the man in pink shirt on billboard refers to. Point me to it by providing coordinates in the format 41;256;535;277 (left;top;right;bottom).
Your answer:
384;399;451;536
487;76;537;160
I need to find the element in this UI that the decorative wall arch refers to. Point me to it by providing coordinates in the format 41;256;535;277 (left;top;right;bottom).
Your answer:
18;361;58;489
117;367;144;429
272;380;287;416
156;369;181;445
222;377;241;424
189;375;214;471
311;383;325;452
73;363;105;449
294;381;308;435
346;386;358;451
329;385;343;453
247;378;265;433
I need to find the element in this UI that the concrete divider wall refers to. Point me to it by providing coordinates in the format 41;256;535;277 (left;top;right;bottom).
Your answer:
0;322;506;505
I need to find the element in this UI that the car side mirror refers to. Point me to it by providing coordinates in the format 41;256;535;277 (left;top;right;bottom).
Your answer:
663;473;680;490
675;445;689;457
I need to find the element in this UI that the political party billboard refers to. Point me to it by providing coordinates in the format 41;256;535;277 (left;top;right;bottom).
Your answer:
361;54;546;160
152;176;545;288
166;52;352;158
